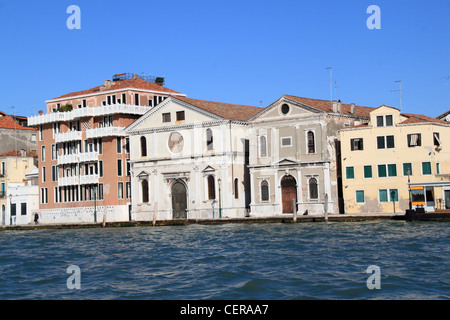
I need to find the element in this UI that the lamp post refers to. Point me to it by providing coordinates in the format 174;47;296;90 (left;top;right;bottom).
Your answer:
218;178;222;218
407;168;412;210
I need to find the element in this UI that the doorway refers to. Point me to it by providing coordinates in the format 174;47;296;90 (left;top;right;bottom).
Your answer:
172;181;187;219
281;175;297;214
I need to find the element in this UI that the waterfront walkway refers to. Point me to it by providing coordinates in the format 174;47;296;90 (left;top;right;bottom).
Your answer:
0;212;410;231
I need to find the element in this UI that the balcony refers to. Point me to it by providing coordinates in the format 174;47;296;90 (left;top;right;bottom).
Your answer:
80;174;99;185
86;126;126;139
28;104;149;126
82;151;99;162
58;154;80;165
58;176;80;187
55;130;82;143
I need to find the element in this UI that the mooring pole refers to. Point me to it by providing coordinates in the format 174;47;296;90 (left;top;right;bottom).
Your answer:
293;197;297;223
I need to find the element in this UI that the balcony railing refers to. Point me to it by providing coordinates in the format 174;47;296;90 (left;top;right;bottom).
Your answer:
58;176;80;187
57;154;80;165
80;174;99;185
55;130;82;143
86;126;126;139
28;104;150;126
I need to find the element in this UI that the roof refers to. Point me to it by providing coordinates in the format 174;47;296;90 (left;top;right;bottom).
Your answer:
437;110;450;120
400;113;449;125
0;115;36;131
284;95;374;118
175;96;263;121
50;77;183;101
0;149;38;157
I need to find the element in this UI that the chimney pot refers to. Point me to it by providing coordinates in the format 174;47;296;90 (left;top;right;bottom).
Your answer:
350;103;355;114
337;101;342;113
332;101;337;113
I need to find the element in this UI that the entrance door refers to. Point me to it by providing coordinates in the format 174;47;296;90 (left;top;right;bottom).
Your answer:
425;187;435;212
445;190;450;209
281;175;297;213
172;181;187;219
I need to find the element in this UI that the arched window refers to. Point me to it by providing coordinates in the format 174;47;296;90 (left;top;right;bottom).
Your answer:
261;180;269;201
207;175;216;200
206;128;214;151
309;178;318;199
234;178;239;199
140;136;147;157
141;180;149;203
307;131;315;154
259;136;267;157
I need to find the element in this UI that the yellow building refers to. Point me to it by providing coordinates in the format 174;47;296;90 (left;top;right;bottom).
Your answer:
0;150;38;225
339;106;450;213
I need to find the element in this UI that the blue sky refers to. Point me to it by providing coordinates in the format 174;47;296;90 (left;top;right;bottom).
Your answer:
0;0;449;118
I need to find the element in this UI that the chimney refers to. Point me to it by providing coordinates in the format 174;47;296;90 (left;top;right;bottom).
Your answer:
350;103;355;114
337;100;342;113
38;110;43;115
104;80;111;88
133;73;138;79
332;101;338;113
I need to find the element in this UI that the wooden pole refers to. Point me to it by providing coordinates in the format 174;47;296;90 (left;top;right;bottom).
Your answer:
153;202;158;226
293;197;297;223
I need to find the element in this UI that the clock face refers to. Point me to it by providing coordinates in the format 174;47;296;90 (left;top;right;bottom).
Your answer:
168;132;184;153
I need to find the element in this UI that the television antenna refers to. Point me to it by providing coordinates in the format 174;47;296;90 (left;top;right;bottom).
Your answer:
391;80;402;111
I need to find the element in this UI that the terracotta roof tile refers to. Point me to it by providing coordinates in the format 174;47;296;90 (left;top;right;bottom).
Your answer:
51;78;182;100
400;113;449;125
175;96;263;121
284;95;374;118
0;115;36;131
0;149;38;157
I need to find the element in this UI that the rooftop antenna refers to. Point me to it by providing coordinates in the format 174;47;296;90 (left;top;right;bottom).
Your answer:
10;106;18;166
259;100;263;108
334;80;339;102
391;80;402;111
325;67;333;102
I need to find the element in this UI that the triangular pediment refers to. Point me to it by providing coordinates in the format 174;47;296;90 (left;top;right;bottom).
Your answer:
202;165;216;173
274;157;299;166
137;171;150;179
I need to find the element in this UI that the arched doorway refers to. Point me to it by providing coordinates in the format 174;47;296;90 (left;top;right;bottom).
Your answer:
281;175;297;213
172;181;187;219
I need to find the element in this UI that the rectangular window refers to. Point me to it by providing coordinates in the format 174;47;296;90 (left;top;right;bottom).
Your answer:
378;164;387;178
125;138;130;154
42;167;46;183
407;133;421;147
437;163;441;174
433;132;441;147
52;165;58;182
162;113;171;122
377;135;395;149
116;137;122;153
112;95;116;104
422;162;432;175
377;136;385;149
126;160;130;176
122;93;126;104
99;161;103;177
148;99;153;107
176;111;185;121
40;188;48;204
134;93;139;106
385;115;393;126
351;138;364;151
403;163;412;176
386;135;395;148
54;187;59;203
363;165;372;178
118;182;123;200
39;126;43;141
346;166;355;179
376;116;384;127
356;190;365;204
387;164;397;177
281;137;292;147
126;182;131;199
107;96;111;105
389;189;398;202
11;203;16;216
377;115;393;127
1;161;5;175
82;99;87;108
98;184;104;200
21;203;27;216
117;159;122;176
41;146;46;162
379;189;388;202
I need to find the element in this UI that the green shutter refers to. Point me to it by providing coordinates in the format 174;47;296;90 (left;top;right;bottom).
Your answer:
422;162;432;175
346;167;354;179
364;166;372;178
379;189;388;202
403;163;412;176
356;190;365;203
386;135;395;148
378;165;387;177
389;189;398;202
388;164;397;177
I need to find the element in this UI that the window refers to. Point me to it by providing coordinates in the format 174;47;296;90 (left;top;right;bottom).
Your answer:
140;136;147;157
281;104;290;115
125;138;130;154
378;164;387;178
99;161;103;177
378;164;396;177
206;129;214;151
40;188;48;204
434;132;441;147
346;166;355;179
376;115;393;127
422;162;432;175
309;178;318;199
126;160;130;176
377;135;395;149
134;93;140;106
387;164;397;177
162;113;171;122
364;165;372;178
118;182;123;200
31;134;36;142
379;189;388;202
52;166;58;182
437;162;441;174
351;138;364;151
407;133;421;147
98;184;104;200
281;137;292;147
122;93;126;104
207;175;216;200
403;163;412;176
39;126;43;141
82;99;87;108
234;178;239;199
259;136;267;157
11;203;16;216
117;159;122;176
42;167;46;183
1;162;5;175
116;137;122;153
356;190;365;203
261;181;269;201
21;203;27;216
389;189;398;202
51;144;57;160
126;182;131;199
307;131;315;153
176;111;185;121
141;180;149;203
41;146;46;162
